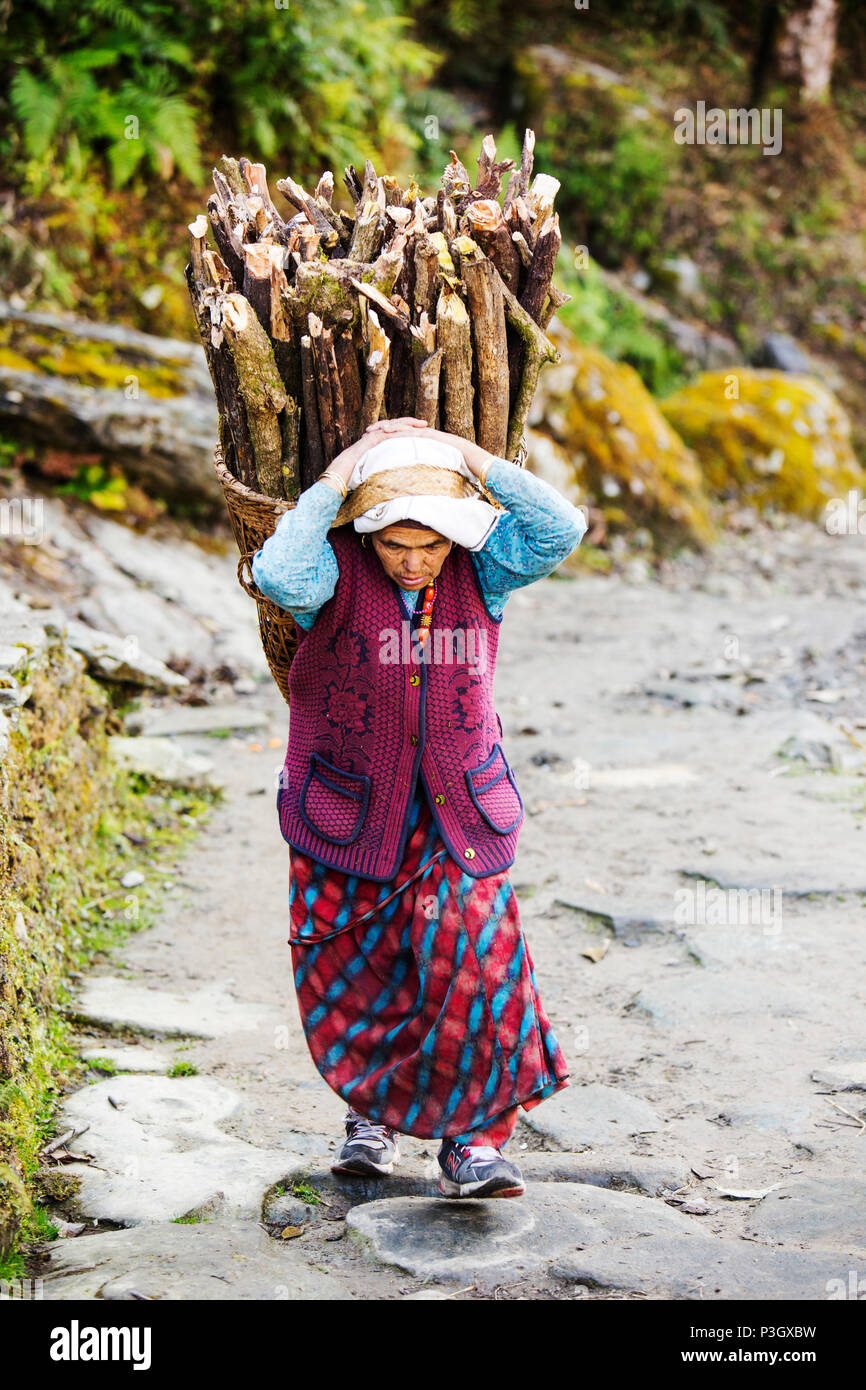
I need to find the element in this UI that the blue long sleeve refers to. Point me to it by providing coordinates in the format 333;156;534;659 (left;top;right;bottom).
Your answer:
250;480;342;629
472;457;587;616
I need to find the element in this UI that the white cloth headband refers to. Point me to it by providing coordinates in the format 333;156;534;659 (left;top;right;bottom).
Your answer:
348;437;500;552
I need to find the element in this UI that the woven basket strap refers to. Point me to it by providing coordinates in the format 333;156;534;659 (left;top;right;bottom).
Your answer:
237;551;263;599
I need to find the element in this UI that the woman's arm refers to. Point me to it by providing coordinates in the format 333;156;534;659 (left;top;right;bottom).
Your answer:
250;481;342;628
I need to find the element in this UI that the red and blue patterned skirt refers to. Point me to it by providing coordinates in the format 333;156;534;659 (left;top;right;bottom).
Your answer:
288;785;569;1143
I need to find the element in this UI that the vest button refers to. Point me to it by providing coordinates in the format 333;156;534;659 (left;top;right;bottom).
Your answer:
463;847;476;859
434;793;445;805
409;674;420;686
409;734;418;745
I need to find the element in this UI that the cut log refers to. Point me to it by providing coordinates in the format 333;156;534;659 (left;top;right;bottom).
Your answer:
465;200;521;291
360;308;390;430
299;334;324;487
452;237;509;457
436;286;475;440
307;312;338;464
333;332;363;440
519;213;562;325
221;293;288;497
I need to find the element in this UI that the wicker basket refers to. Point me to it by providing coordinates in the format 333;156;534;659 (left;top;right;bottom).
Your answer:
215;442;297;707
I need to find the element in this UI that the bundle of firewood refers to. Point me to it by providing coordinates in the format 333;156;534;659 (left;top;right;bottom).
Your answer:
186;130;567;502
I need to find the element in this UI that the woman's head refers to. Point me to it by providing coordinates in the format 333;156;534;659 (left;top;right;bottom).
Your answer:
370;519;452;588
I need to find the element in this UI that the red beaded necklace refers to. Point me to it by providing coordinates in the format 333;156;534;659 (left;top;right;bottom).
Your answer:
415;578;437;649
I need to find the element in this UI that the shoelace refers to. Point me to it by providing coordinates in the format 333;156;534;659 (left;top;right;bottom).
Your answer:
451;1142;501;1162
346;1113;393;1150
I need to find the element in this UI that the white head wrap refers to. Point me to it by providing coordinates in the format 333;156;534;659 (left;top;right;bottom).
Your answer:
347;436;500;552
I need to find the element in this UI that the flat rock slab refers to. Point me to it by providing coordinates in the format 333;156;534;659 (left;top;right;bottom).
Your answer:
124;704;269;737
78;1041;176;1074
553;1233;851;1301
43;1218;352;1300
58;1074;305;1225
630;973;810;1028
812;1064;866;1092
522;1083;662;1149
716;1101;814;1136
680;865;866;897
68;976;281;1039
520;1150;687;1197
744;1177;866;1255
346;1181;698;1282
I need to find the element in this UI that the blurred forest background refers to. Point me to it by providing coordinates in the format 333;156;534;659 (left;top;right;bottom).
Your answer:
1;0;865;547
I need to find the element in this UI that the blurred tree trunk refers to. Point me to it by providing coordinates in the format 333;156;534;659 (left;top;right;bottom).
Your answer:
778;0;838;101
750;0;838;105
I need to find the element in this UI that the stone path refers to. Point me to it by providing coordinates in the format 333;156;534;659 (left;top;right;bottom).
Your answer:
32;505;866;1300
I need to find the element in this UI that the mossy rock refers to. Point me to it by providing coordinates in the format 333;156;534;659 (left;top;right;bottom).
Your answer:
659;370;866;516
532;321;714;547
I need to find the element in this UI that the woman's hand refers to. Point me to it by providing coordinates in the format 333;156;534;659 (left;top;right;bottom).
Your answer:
325;418;428;485
364;418;497;480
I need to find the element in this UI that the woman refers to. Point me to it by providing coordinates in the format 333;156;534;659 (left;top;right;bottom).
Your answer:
252;417;587;1198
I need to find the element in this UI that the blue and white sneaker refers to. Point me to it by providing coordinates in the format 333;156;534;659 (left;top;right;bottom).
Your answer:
437;1140;525;1199
331;1111;400;1178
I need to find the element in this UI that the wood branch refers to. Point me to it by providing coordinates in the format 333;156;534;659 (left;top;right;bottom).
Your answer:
452;236;509;457
299;334;324;487
362;159;379;205
348;200;383;262
360;308;390;430
269;259;293;342
344;164;364;208
333;332;363;441
519;212;561;324
276;177;340;251
206;194;244;286
350;278;413;334
187;215;208;285
414;346;442;427
518;128;536;198
185;264;256;487
512;231;533;269
242;241;276;332
525;174;561;240
315;170;334;202
465;200;521;291
240;159;282;226
540;283;572;330
307;312;337;464
436;286;475;441
327;335;349;453
496;268;560;460
443;150;472;204
503;168;520;219
475;134;514;201
412;235;440;323
221;292;288;497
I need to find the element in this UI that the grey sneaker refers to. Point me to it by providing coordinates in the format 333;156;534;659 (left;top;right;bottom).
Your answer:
331;1110;401;1177
437;1139;525;1199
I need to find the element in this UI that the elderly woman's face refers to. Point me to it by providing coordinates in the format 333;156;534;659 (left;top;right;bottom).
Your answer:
370;523;452;588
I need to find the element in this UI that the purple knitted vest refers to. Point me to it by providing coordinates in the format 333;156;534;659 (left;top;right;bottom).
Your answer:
277;528;524;879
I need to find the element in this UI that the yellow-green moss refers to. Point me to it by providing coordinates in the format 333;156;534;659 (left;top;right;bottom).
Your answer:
660;370;866;515
0;641;217;1261
534;322;715;548
0;323;190;397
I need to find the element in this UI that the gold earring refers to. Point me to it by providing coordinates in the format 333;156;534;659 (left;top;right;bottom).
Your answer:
361;534;368;548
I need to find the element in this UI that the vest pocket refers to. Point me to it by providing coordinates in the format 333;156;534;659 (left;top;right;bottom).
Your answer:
300;752;371;844
465;742;524;835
